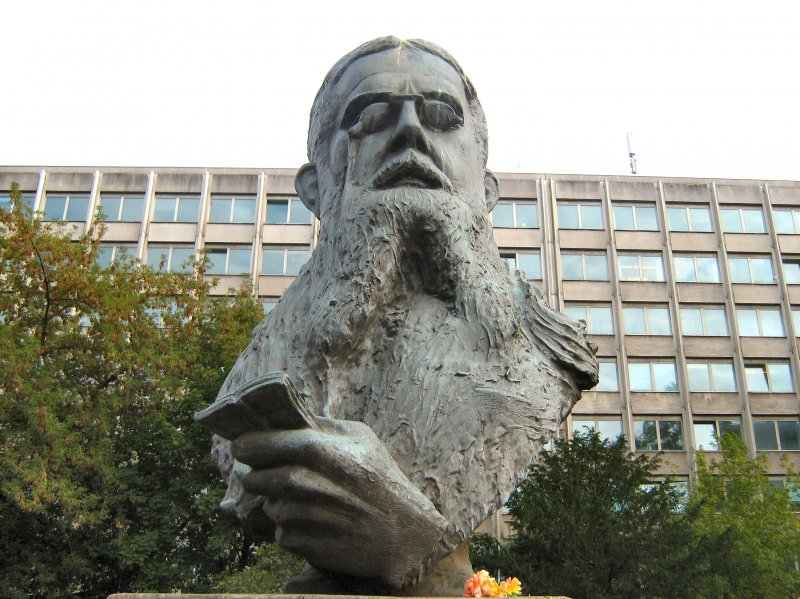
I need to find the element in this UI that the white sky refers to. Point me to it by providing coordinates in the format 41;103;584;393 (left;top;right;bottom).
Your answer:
3;1;799;181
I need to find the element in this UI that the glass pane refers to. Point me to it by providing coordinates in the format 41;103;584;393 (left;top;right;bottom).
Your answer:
653;363;678;391
206;249;227;274
96;247;114;268
561;254;583;280
736;309;760;336
728;258;750;283
558;204;579;229
793;310;800;335
760;310;784;337
741;209;765;233
289;199;312;224
696;257;720;283
589;306;613;335
754;421;779;450
750;258;774;284
209;198;231;223
176;198;199;222
65;196;89;221
228;248;251;274
768;364;793;392
43;195;67;220
689;207;712;231
636;206;658;231
704;308;728;335
261;299;278;314
515;203;537;228
623;308;646;335
613;206;634;230
659;420;684;450
693;422;719;451
171;248;194;273
518;253;540;279
647;308;671;335
262;249;285;274
667;207;689;231
501;255;517;273
673;257;696;282
100;196;122;221
778;421;800;450
774;210;795;234
719;420;743;441
745;365;769;392
595;362;618;392
634;420;658;450
147;247;170;270
572;420;595;437
233;198;257;224
121;197;144;221
687;363;711;392
285;249;309;275
585;255;608;280
492;203;514;227
565;306;587;323
267;200;289;224
597;420;622;441
720;209;743;233
680;308;703;335
581;205;603;229
629;363;652;392
153;197;176;221
641;256;664;281
710;363;736;392
784;262;800;284
618;256;640;281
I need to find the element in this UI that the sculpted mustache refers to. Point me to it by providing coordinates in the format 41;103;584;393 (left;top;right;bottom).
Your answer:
370;154;453;192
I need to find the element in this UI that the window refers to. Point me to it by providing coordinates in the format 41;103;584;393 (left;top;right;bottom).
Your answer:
773;208;800;234
667;205;713;232
561;252;608;281
673;254;720;283
736;307;784;337
209;195;257;224
42;194;90;222
98;194;145;222
623;305;671;335
618;254;665;282
557;202;603;230
146;245;195;273
260;298;279;314
754;419;800;451
686;362;737;392
628;361;678;392
612;204;658;231
679;306;728;336
633;418;685;451
262;246;310;275
792;309;800;335
152;195;201;223
564;305;613;335
206;247;252;275
782;260;800;284
492;201;537;228
96;244;136;268
745;363;794;393
593;360;619;392
572;417;623;442
720;206;766;233
500;250;541;279
0;192;35;212
266;198;313;224
728;256;775;284
693;419;743;451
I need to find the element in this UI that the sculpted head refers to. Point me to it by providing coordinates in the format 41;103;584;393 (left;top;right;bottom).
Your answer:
295;37;498;222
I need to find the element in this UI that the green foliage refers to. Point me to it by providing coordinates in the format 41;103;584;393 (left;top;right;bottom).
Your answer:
688;434;800;599
0;183;264;597
212;542;305;593
502;432;696;599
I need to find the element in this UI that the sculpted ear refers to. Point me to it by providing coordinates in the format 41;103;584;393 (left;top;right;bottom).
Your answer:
484;170;499;213
295;163;321;219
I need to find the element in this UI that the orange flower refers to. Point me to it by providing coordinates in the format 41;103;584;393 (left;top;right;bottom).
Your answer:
499;577;522;596
464;570;501;597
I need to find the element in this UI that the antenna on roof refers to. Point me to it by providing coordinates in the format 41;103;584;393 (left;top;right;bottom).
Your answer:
627;132;637;175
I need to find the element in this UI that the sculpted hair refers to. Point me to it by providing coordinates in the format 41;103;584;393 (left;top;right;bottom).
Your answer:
307;36;489;180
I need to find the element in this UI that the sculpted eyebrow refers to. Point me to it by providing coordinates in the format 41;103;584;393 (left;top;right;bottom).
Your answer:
340;93;392;129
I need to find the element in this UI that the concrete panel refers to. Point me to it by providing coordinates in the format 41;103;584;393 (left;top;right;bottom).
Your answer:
762;452;800;474
682;337;735;358
663;182;711;203
209;174;259;194
778;236;800;254
66;222;86;240
0;171;39;191
590;336;617;355
557;229;607;249
45;172;93;192
572;393;625;412
613;231;663;251
210;275;247;295
493;228;541;247
205;223;256;244
648;452;690;475
554;179;603;200
770;185;800;204
262;224;314;244
154;173;203;194
102;222;141;242
723;233;772;253
497;176;538;199
749;394;800;415
740;337;792;358
716;184;763;203
609;180;657;202
100;172;148;193
625;336;676;357
668;232;718;252
258;275;297;296
148;223;197;243
266;174;297;195
732;284;781;304
629;394;683;413
562;280;613;301
676;283;725;303
788;285;800;303
690;393;741;414
619;281;670;302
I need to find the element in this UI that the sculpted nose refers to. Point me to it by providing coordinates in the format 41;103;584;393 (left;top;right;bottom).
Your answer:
389;100;432;155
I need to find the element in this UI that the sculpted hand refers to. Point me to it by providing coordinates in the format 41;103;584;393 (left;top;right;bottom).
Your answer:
231;418;450;589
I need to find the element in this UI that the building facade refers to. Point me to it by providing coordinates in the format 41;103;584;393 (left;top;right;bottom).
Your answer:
5;166;800;533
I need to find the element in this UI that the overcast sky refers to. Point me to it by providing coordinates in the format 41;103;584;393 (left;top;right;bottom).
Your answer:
3;1;798;181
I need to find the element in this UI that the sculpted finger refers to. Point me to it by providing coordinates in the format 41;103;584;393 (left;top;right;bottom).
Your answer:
231;428;330;469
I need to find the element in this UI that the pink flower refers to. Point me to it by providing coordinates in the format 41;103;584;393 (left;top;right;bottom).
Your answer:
464;570;501;597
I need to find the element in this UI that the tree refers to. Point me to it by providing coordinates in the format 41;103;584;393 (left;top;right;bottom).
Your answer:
502;432;696;599
0;184;264;597
689;434;800;599
212;542;305;593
